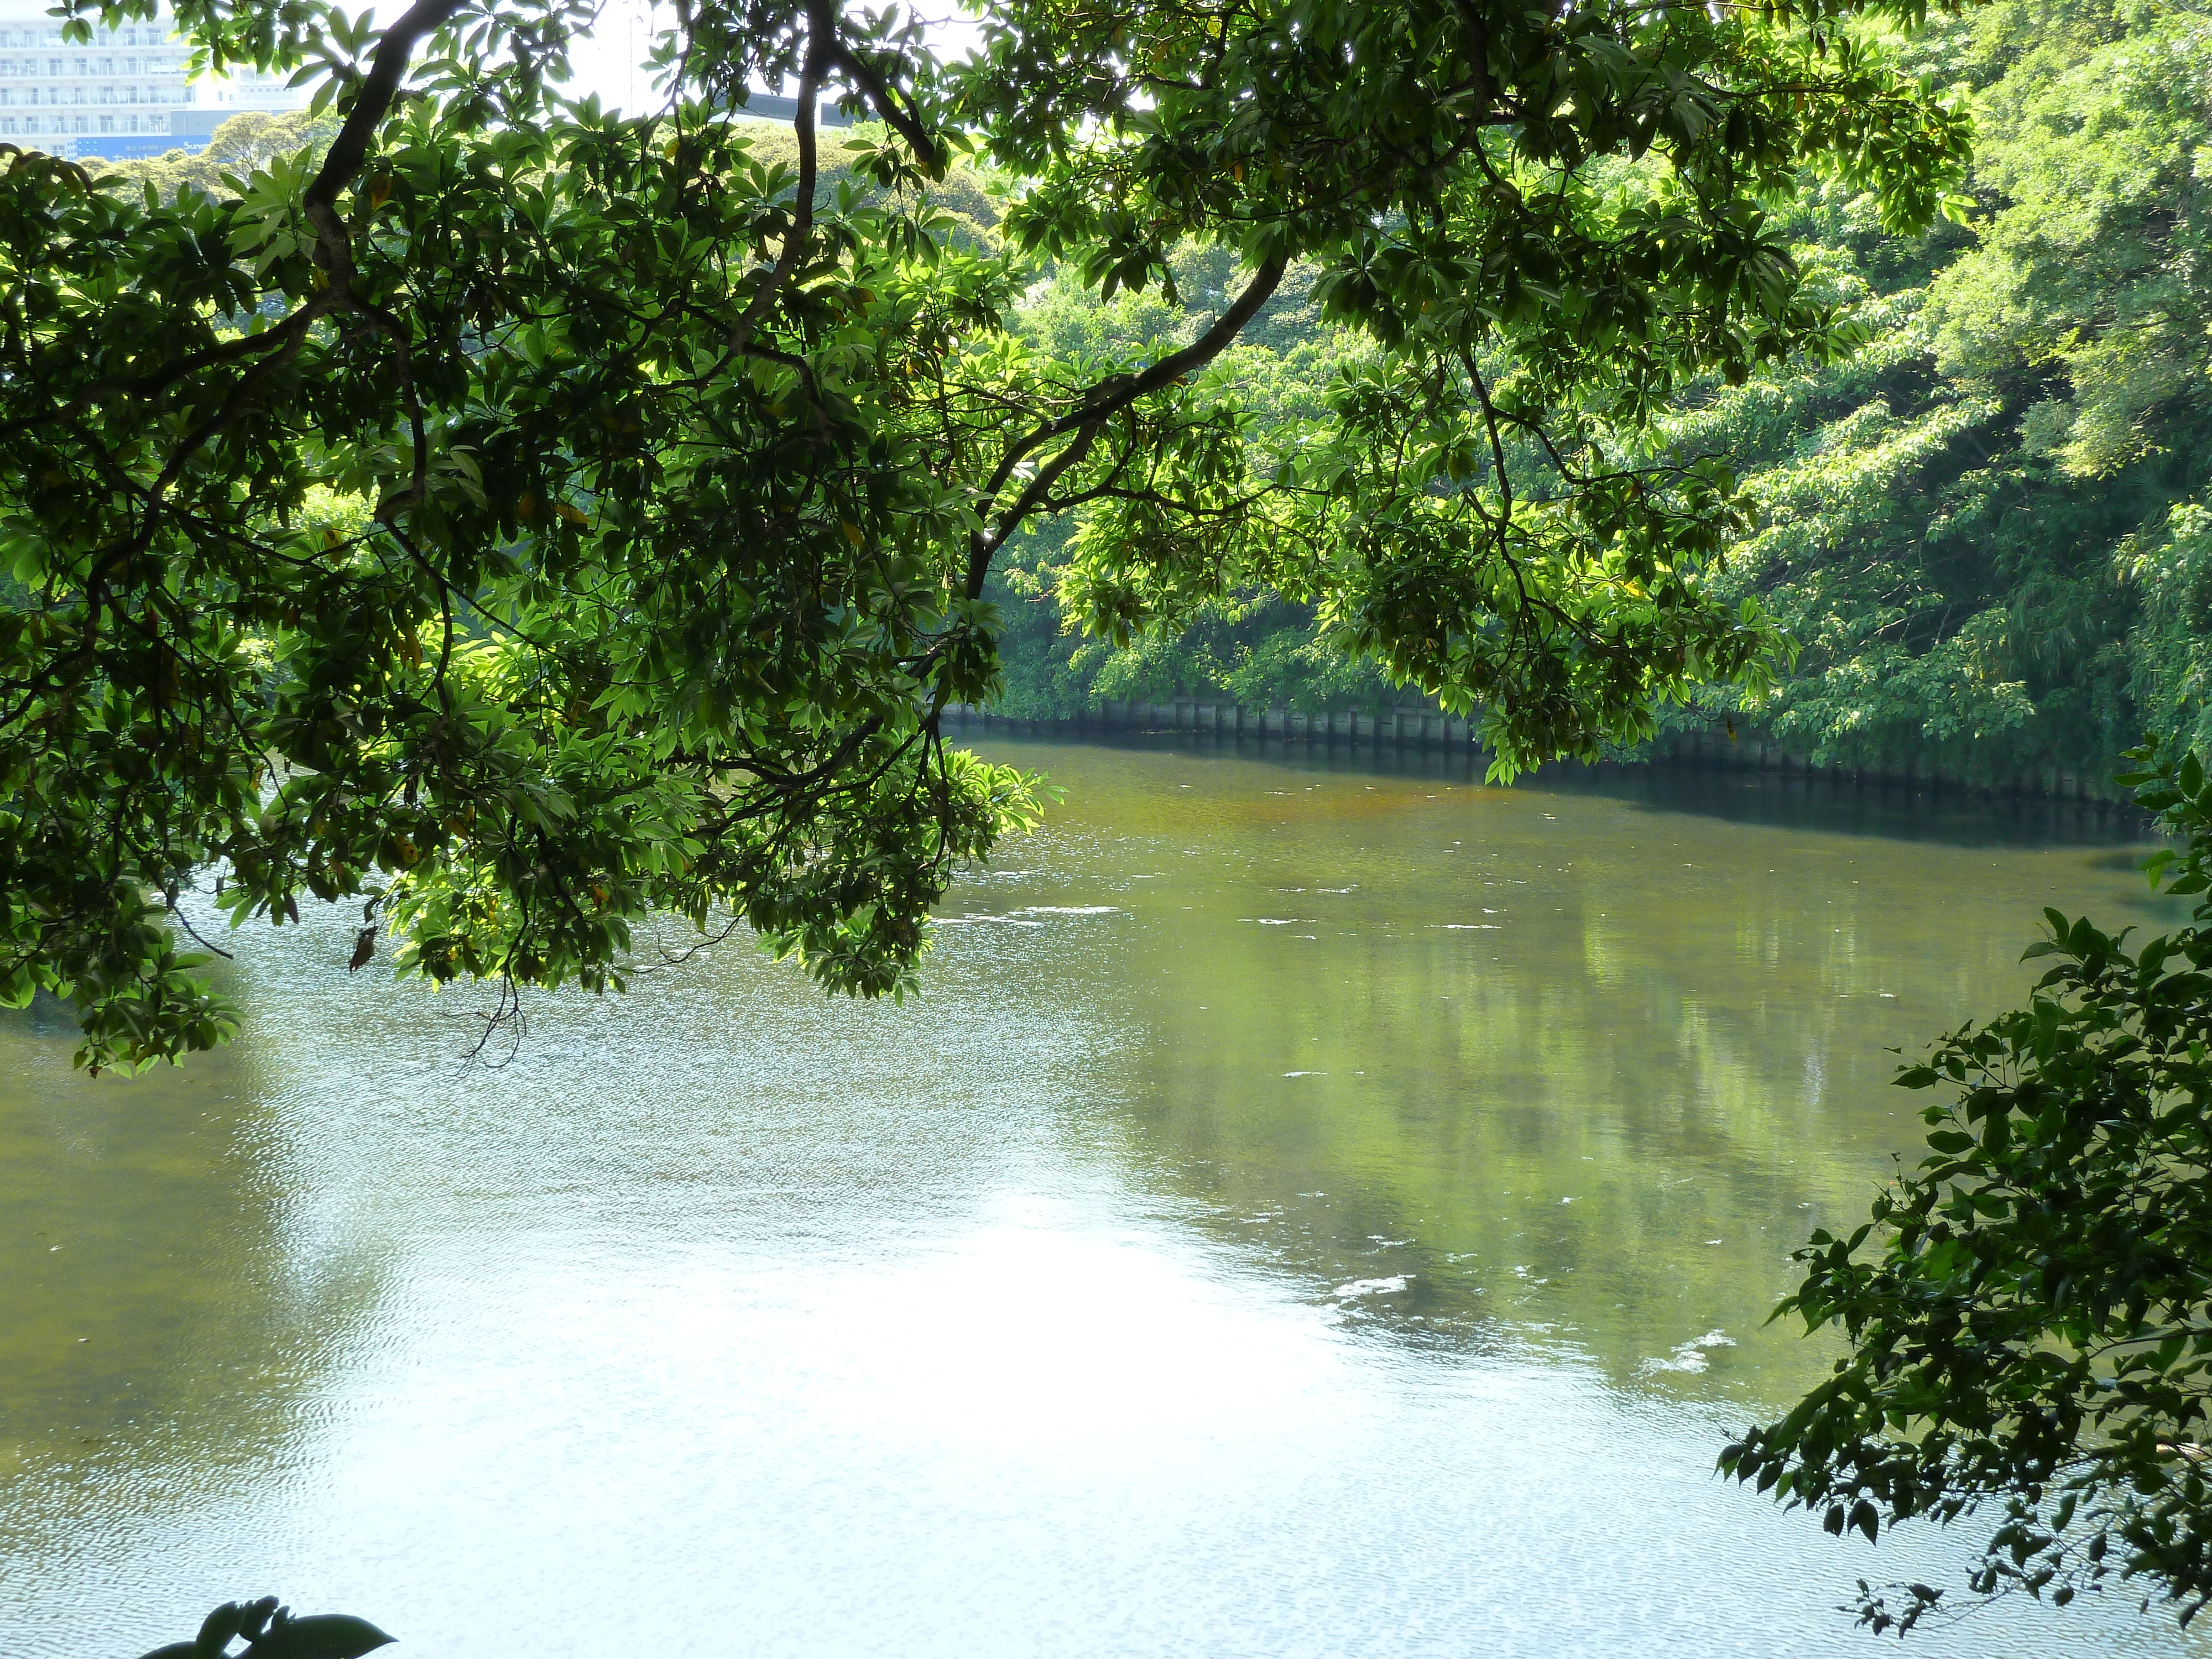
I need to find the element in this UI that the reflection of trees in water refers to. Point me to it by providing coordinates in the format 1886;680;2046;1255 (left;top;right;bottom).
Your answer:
1019;752;2171;1405
0;968;384;1555
0;739;2172;1559
1115;945;1866;1402
0;875;1136;1597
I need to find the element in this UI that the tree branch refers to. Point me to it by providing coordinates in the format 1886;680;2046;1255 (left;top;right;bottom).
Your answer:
964;249;1289;596
828;39;945;174
303;0;472;285
730;0;832;354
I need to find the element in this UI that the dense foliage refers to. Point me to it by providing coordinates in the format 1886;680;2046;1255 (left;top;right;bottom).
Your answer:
0;0;1976;1068
1724;743;2212;1634
990;0;2212;790
1696;0;2212;782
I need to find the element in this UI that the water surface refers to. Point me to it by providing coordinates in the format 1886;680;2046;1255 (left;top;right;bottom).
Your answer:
0;740;2190;1657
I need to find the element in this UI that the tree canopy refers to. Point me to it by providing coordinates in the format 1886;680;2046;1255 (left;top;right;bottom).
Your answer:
985;0;2212;792
1;0;1978;1070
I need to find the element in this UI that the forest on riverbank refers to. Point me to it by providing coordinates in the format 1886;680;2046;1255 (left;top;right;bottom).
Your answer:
95;0;2200;789
972;0;2207;789
30;0;2212;1635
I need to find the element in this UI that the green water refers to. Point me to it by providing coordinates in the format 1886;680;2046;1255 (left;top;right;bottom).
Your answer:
1042;743;2173;1397
0;738;2192;1657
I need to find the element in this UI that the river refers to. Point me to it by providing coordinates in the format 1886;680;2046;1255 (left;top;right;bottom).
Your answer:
1;737;2195;1657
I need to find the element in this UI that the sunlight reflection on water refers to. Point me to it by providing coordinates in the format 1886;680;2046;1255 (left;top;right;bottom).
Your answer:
1;740;2195;1657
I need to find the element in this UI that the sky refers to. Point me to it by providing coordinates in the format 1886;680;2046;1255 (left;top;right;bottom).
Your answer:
556;0;984;117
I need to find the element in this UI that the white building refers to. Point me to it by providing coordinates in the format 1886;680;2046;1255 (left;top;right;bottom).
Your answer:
0;3;301;161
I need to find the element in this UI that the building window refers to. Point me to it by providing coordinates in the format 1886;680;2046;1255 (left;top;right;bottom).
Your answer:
74;115;86;132
98;114;112;133
74;57;85;76
126;114;138;131
20;117;33;134
1;117;12;133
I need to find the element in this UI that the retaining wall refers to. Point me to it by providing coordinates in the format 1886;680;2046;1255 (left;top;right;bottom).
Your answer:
945;700;2132;813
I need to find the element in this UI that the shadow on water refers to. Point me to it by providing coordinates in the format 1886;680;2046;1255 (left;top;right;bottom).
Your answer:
1026;725;2153;849
1537;759;2152;849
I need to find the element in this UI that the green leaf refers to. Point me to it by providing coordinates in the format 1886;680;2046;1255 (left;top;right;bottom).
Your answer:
247;1614;396;1659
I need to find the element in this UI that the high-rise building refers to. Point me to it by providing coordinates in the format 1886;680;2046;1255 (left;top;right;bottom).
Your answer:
0;3;301;161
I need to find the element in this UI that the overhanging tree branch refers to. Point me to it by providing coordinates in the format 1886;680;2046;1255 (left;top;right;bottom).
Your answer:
964;249;1289;596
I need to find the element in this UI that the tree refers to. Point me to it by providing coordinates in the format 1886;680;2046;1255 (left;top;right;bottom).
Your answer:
1;0;1976;1070
82;107;343;200
987;0;2212;792
1695;0;2212;785
1723;742;2212;1635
